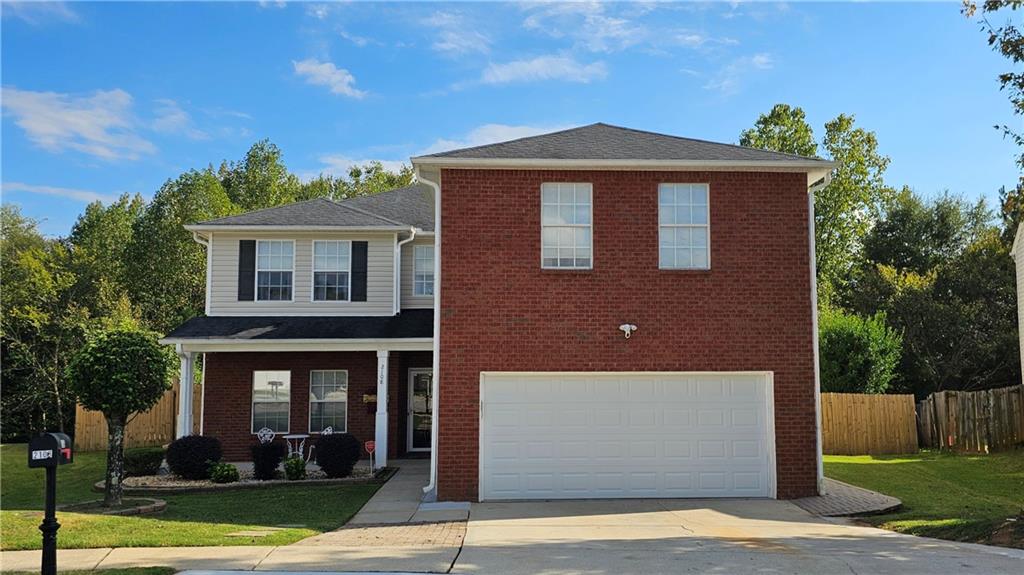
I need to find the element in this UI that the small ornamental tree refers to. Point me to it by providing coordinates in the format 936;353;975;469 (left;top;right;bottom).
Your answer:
67;329;174;506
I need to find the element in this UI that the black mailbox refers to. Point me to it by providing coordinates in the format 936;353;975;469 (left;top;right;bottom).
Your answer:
28;432;73;468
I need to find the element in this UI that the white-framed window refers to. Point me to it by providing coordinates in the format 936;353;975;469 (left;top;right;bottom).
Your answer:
659;183;710;269
413;245;434;296
309;370;348;433
313;240;351;302
256;240;294;301
541;182;592;269
252;370;290;433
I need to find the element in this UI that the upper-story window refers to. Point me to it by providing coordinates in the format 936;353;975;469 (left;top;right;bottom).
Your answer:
413;245;434;296
659;183;709;269
256;240;294;301
541;183;592;269
313;240;351;301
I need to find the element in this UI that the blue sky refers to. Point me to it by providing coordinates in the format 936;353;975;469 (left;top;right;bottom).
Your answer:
2;1;1020;236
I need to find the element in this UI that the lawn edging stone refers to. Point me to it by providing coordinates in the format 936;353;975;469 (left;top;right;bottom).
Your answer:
91;466;398;494
59;497;167;516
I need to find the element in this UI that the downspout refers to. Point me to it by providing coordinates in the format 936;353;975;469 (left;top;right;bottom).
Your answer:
394;227;418;315
807;172;831;495
415;167;442;500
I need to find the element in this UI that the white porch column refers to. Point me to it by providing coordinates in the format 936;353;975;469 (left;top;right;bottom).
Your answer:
375;349;389;469
176;346;195;438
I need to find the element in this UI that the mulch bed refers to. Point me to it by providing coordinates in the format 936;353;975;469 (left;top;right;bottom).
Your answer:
93;466;396;494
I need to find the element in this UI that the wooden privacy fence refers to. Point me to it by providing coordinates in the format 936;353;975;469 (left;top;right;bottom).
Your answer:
917;385;1024;453
821;392;918;455
74;380;201;451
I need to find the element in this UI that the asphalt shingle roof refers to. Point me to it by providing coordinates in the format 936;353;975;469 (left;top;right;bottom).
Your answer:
417;122;829;164
164;309;433;340
192;184;434;230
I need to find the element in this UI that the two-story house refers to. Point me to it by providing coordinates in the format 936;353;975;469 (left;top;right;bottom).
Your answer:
163;123;834;502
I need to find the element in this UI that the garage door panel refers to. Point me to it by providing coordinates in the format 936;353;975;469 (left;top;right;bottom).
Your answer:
480;372;772;500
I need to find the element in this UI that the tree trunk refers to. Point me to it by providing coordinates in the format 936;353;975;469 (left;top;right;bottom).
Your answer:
104;414;126;507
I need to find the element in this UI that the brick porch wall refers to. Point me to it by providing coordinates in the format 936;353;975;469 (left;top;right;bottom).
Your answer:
202;350;431;461
437;169;818;501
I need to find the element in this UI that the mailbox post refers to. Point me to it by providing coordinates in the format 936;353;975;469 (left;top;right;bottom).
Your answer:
28;432;73;575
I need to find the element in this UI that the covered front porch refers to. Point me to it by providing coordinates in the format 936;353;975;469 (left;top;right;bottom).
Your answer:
162;311;434;474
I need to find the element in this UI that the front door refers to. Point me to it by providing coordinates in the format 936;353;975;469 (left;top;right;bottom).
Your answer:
407;369;433;452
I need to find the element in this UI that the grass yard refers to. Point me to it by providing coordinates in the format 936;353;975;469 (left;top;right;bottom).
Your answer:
0;444;379;550
824;450;1024;547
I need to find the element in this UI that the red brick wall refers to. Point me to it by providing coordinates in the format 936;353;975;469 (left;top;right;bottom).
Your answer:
437;169;817;501
202;351;430;461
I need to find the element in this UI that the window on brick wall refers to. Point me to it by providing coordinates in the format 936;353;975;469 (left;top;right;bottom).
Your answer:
252;370;290;433
658;183;710;269
541;182;592;269
309;370;348;433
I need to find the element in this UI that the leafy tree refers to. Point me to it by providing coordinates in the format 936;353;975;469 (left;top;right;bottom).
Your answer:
126;169;234;333
219;140;302;210
739;103;818;157
963;1;1024;169
997;183;1024;244
816;114;893;301
67;194;145;320
67;329;174;506
818;307;902;394
1;206;87;438
297;161;415;202
862;188;990;274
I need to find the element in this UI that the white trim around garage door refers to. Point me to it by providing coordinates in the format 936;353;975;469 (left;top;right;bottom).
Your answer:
478;371;776;501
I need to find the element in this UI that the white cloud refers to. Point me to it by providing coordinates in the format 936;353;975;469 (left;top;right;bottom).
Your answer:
2;181;118;204
424;11;491;56
703;52;774;95
292;58;367;98
419;123;577;155
152;99;209;140
481;55;607;85
339;29;372;47
1;87;156;160
522;1;643;53
2;1;80;24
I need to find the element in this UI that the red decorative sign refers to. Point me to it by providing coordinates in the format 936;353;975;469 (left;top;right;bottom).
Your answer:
364;440;376;455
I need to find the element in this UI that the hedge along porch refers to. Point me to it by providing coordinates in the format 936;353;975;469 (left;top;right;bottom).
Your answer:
162;313;434;466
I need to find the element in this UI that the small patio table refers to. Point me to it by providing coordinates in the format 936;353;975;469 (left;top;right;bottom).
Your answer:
282;433;311;461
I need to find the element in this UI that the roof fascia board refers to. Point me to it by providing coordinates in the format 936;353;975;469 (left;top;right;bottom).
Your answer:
183;224;411;232
411;157;837;171
160;337;434;353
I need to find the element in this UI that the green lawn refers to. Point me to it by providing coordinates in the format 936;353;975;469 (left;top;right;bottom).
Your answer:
824;450;1024;547
0;444;379;550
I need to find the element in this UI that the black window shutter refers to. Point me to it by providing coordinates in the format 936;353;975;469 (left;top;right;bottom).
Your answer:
351;241;368;302
238;240;256;301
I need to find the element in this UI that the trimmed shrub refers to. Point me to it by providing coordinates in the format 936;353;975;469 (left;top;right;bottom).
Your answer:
209;462;240;484
124;447;165;477
315;433;361;478
166;435;222;480
820;307;903;394
251;441;287;480
284;455;306;481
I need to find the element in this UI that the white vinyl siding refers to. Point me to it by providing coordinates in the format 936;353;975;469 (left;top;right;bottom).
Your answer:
541;183;592;269
400;237;435;309
208;232;396;316
313;240;351;302
659;183;709;270
252;370;290;433
413;245;434;296
256;240;294;301
309;370;348;433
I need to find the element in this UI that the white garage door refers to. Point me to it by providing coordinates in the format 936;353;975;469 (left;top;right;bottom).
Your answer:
479;372;774;500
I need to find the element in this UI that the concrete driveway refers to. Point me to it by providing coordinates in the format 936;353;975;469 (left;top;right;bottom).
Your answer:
453;499;1024;575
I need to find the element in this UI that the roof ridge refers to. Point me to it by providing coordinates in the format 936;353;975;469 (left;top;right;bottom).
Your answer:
418;124;592;158
594;122;827;162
